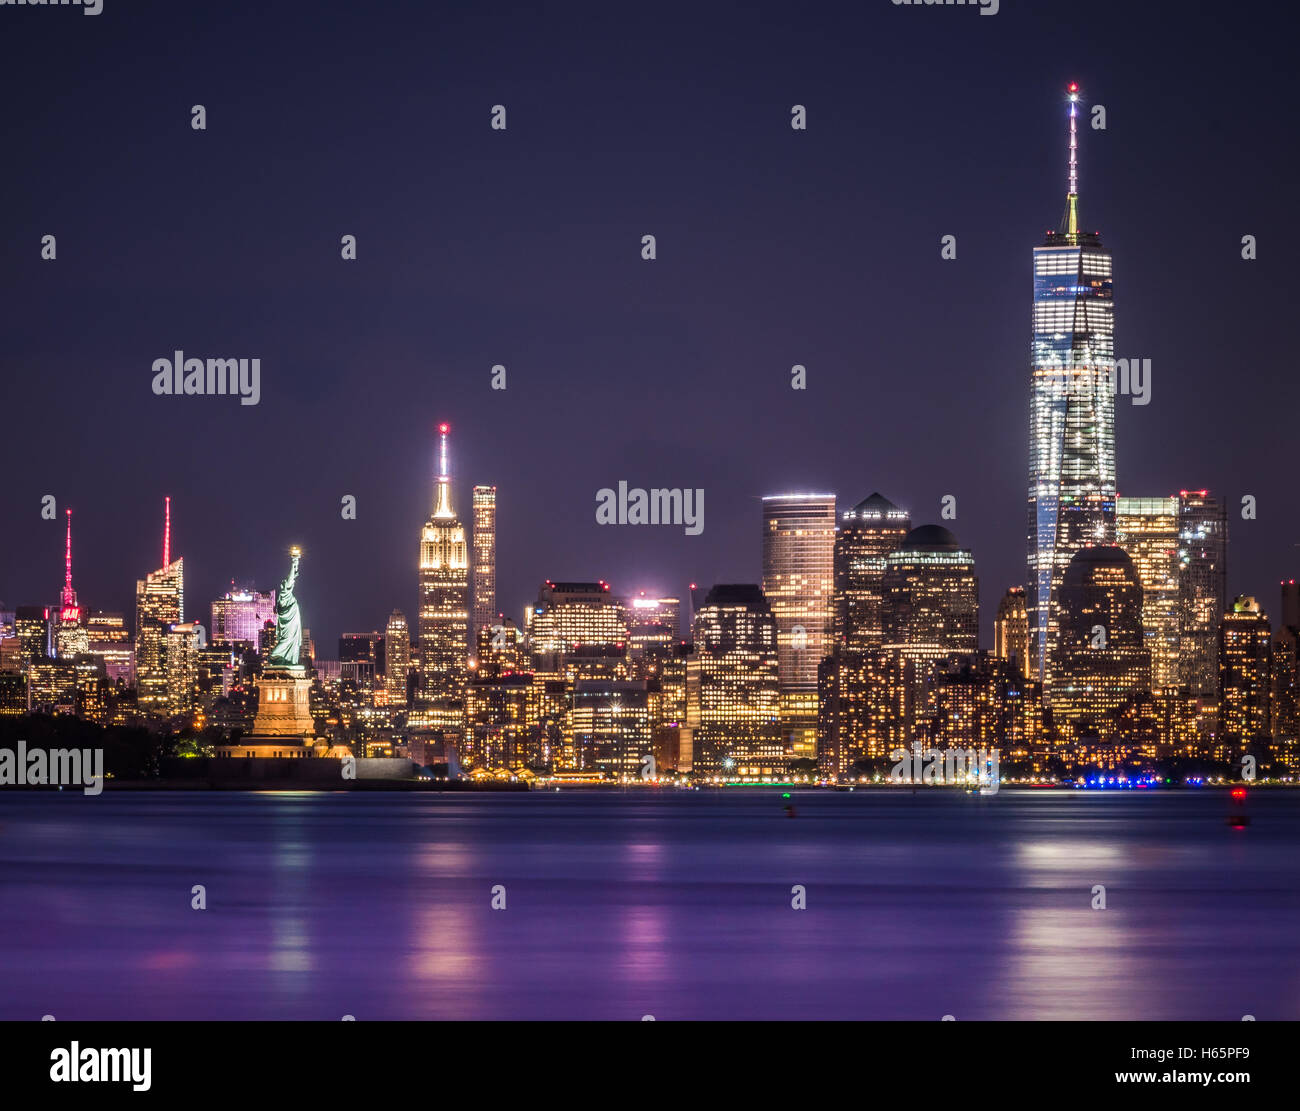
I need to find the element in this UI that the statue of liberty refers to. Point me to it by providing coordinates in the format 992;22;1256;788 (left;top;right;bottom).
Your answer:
268;547;303;668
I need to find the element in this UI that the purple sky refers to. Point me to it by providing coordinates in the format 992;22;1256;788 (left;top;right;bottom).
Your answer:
2;0;1296;650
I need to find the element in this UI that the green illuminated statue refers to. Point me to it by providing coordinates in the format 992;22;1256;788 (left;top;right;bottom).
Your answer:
268;547;303;668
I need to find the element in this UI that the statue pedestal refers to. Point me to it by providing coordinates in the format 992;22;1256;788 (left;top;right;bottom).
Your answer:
249;665;315;740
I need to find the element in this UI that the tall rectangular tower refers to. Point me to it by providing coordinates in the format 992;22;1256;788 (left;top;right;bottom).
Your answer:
472;485;497;644
761;493;836;759
833;492;910;651
1178;490;1228;699
1116;496;1181;691
1027;83;1116;685
136;497;183;711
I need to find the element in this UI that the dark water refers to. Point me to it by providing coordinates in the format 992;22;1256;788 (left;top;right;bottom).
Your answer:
0;788;1296;1020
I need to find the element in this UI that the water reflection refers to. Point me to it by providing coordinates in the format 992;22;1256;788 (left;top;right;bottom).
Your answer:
0;790;1296;1019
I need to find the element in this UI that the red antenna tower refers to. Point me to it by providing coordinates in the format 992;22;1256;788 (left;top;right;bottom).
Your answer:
61;509;76;610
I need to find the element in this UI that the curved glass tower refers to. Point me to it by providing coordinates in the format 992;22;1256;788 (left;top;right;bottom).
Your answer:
1027;82;1116;684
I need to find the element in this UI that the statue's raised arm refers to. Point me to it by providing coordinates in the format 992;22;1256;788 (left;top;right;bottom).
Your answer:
268;547;304;668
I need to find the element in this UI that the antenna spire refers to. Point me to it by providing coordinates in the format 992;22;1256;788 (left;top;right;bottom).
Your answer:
433;423;455;518
1065;81;1080;239
61;509;76;609
163;496;171;568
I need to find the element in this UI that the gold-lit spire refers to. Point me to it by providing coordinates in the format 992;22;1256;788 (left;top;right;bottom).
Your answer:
1064;81;1080;240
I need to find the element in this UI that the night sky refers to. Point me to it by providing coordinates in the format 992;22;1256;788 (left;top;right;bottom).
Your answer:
2;0;1296;650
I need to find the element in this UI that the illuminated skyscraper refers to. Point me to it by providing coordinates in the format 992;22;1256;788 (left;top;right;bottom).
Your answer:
1027;83;1116;684
623;592;682;641
881;525;979;666
817;648;914;777
14;606;50;666
339;632;382;703
1178;490;1228;699
86;612;134;686
136;497;184;711
994;587;1030;678
165;622;203;716
1050;546;1150;728
384;610;410;708
919;651;1042;758
1282;579;1300;630
527;581;626;662
525;581;627;768
571;679;653;779
623;592;682;663
1268;621;1300;758
1271;594;1299;765
833;492;911;651
761;494;836;759
465;667;533;771
414;423;469;737
1116;496;1181;691
1218;596;1271;760
53;510;89;660
211;587;275;649
472;485;497;645
686;584;781;775
631;639;691;771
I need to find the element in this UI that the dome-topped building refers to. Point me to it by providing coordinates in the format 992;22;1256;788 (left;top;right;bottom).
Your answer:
881;524;978;663
833;492;911;652
1050;545;1151;728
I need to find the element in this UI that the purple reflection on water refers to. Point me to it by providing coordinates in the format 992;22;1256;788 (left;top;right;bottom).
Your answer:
0;789;1297;1020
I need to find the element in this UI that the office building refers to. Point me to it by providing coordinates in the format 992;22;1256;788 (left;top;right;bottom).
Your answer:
1116;496;1181;691
686;584;781;774
834;492;911;652
472;484;497;644
761;494;836;758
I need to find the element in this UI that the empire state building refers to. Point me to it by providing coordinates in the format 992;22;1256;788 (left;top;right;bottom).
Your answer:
413;422;469;737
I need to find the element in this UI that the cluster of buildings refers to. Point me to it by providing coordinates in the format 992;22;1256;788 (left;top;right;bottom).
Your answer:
0;86;1294;782
0;444;1292;781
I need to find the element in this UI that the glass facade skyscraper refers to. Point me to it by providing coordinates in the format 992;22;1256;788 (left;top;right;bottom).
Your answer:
686;584;781;775
472;485;497;645
1116;496;1181;692
761;493;836;759
1027;85;1116;686
136;499;183;713
211;587;275;648
881;525;979;666
1178;490;1228;700
1049;546;1150;727
833;492;911;652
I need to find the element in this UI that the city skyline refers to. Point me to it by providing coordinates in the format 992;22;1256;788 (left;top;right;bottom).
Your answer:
7;1;1300;1056
0;446;1284;667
